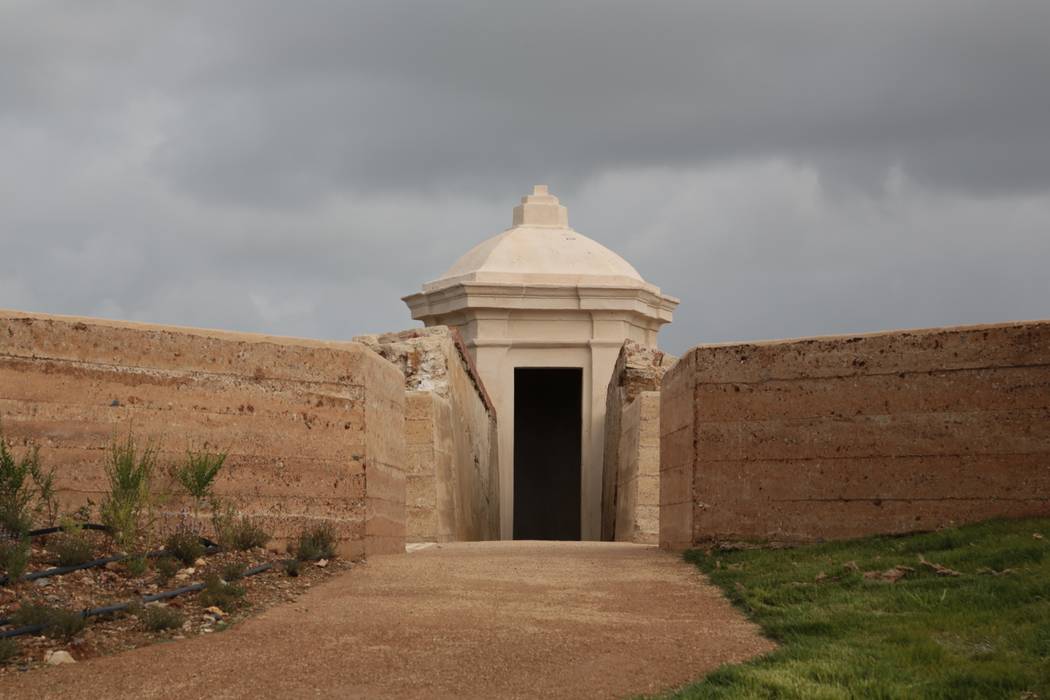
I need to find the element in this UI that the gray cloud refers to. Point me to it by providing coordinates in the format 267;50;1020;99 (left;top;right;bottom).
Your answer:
0;1;1048;354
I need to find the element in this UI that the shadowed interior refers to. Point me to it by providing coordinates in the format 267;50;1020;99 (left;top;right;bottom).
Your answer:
513;368;582;540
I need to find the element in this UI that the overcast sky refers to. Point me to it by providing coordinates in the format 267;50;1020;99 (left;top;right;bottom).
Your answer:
1;1;1048;354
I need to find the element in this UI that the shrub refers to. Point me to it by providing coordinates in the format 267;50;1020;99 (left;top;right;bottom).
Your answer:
69;502;93;523
221;561;246;582
51;533;94;567
12;603;86;640
0;638;17;663
0;431;58;535
30;461;59;529
126;555;149;577
100;434;157;552
165;525;205;566
171;450;226;520
138;604;184;632
198;573;244;611
50;520;94;567
155;556;179;582
293;522;336;562
0;538;30;581
47;609;86;640
284;558;300;577
0;437;39;538
215;511;270;552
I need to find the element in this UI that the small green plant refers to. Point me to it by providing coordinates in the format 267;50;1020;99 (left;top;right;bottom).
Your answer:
198;573;244;611
50;519;94;567
284;558;300;577
221;561;246;582
100;433;157;552
154;555;179;582
0;436;40;537
69;502;93;523
30;461;59;529
214;505;269;551
293;522;336;561
0;537;30;581
164;524;205;566
1;430;59;535
12;603;86;640
126;554;149;577
171;449;226;522
0;638;18;664
138;604;184;632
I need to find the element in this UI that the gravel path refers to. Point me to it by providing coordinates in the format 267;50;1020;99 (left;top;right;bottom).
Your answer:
0;541;773;699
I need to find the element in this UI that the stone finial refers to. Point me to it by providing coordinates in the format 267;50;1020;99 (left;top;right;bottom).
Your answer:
512;184;569;228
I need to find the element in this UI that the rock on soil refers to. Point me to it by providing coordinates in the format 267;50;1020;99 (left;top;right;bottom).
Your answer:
44;650;76;665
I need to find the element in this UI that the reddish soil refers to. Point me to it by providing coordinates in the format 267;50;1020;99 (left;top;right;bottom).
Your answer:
0;541;773;699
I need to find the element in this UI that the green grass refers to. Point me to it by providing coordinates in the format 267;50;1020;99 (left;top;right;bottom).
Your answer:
669;518;1050;699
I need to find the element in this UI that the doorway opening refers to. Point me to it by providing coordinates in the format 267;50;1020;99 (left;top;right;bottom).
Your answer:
513;367;582;540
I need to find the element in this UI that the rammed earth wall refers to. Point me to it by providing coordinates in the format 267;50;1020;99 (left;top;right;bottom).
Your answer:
661;321;1050;549
0;309;406;557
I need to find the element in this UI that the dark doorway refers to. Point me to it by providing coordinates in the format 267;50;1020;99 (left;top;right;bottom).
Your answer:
513;367;582;540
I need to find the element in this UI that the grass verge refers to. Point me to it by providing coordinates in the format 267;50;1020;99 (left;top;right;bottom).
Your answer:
670;517;1050;699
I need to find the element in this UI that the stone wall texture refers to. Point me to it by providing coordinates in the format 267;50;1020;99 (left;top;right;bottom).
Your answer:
0;309;406;558
661;321;1050;549
602;340;674;543
355;327;499;542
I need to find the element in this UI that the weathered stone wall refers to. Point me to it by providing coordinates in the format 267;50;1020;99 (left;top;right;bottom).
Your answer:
602;340;674;543
613;392;661;543
355;327;499;542
661;321;1050;549
0;309;406;558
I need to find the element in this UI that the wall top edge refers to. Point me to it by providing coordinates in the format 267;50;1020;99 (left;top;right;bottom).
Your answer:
684;319;1050;355
0;307;368;354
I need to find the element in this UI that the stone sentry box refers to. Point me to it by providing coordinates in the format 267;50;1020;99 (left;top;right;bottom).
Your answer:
404;186;678;540
0;309;406;557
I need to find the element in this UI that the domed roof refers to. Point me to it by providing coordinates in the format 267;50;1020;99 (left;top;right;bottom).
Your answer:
423;186;653;293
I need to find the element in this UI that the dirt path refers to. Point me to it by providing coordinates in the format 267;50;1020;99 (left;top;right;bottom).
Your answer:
0;541;773;699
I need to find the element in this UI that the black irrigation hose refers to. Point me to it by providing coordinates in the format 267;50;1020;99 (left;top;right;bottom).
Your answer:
0;561;276;639
0;525;220;586
0;541;223;629
27;523;113;538
0;544;223;588
28;523;218;549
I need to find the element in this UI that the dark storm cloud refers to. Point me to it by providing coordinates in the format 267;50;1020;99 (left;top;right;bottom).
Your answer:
155;1;1050;201
0;1;1048;352
8;1;1049;203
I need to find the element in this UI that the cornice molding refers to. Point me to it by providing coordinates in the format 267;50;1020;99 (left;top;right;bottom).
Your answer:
403;281;678;326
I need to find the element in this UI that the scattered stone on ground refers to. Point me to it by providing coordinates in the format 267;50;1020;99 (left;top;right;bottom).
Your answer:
863;565;914;583
918;555;962;577
44;650;75;666
977;566;1017;576
0;532;353;674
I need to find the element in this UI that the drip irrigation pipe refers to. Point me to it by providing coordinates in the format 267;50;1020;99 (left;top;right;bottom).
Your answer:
27;524;113;538
27;523;217;549
0;561;276;639
0;526;220;587
0;544;222;587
